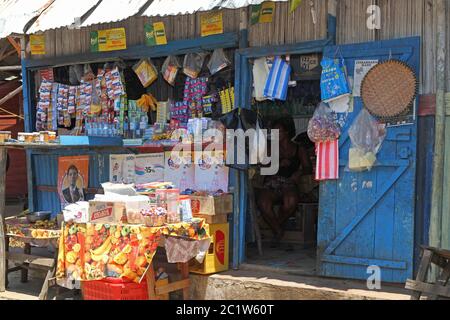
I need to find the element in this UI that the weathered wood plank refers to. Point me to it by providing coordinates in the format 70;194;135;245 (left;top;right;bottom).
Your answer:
406;279;450;299
154;278;190;296
0;147;7;292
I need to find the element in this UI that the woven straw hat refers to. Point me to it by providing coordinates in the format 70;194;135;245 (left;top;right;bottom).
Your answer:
360;60;418;119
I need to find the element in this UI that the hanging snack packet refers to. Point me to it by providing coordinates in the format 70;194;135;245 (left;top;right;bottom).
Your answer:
347;108;386;172
307;102;341;143
183;52;208;79
133;58;158;88
162;55;181;86
208;49;230;75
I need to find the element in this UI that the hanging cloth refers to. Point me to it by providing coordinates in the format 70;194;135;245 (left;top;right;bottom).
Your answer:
264;57;292;101
253;57;271;101
315;140;339;181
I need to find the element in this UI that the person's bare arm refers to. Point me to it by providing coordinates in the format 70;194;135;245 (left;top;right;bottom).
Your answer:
289;146;313;184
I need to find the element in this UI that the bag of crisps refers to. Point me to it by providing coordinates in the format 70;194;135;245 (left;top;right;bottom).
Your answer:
133;58;158;88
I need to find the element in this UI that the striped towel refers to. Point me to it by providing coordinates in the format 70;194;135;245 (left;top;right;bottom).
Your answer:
263;57;291;101
315;140;339;181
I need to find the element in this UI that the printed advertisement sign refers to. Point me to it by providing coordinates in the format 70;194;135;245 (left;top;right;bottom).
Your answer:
58;156;89;207
90;28;127;52
30;34;46;55
200;11;224;37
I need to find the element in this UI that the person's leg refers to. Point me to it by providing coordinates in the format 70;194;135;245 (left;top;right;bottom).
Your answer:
278;188;300;238
256;189;282;238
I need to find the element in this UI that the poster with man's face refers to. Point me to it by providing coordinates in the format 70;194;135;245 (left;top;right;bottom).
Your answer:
58;156;89;208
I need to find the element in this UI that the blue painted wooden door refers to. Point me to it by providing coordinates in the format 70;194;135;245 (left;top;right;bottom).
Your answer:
318;37;420;283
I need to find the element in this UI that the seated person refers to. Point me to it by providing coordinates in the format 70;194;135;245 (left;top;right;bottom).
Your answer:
256;117;313;245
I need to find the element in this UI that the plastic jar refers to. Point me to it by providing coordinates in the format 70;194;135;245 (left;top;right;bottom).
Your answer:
39;131;49;143
179;195;192;222
165;189;180;224
0;131;11;143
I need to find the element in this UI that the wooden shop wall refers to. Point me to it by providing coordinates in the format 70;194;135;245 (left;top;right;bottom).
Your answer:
27;0;446;95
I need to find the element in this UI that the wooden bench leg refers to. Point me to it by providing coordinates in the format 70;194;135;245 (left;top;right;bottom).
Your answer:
146;263;157;300
21;243;31;283
429;263;450;300
38;268;53;300
410;249;434;300
5;235;8;289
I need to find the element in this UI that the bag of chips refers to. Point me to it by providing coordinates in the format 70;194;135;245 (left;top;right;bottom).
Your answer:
183;52;208;79
162;55;181;86
133;58;158;88
207;49;230;75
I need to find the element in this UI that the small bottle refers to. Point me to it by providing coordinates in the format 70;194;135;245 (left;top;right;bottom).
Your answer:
123;116;129;139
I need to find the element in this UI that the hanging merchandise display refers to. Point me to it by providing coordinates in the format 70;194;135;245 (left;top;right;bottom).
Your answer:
253;57;271;101
347;108;387;172
360;59;418;120
219;87;235;114
315;140;339;181
161;55;181;86
183;52;208;79
320;57;351;103
263;57;292;101
133;58;158;88
207;49;230;75
307;102;341;143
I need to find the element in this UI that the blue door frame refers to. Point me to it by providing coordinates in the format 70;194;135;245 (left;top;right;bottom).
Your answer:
234;37;334;266
235;34;423;283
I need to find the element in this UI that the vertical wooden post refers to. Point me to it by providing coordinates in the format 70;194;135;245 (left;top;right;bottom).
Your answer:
0;147;7;292
145;262;157;300
179;262;190;300
430;0;446;281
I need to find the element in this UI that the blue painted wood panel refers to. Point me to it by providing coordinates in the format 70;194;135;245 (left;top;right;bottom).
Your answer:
318;37;421;283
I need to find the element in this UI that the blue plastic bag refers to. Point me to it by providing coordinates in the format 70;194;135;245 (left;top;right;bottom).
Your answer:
320;57;351;102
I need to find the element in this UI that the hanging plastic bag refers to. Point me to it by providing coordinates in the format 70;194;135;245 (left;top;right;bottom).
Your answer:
207;49;230;75
307;102;341;143
183;52;208;78
347;108;386;172
320;57;351;102
161;55;181;86
133;58;158;88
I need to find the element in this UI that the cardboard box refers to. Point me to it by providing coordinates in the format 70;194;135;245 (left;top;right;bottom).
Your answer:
193;213;229;224
88;200;124;223
189;223;229;275
190;194;233;216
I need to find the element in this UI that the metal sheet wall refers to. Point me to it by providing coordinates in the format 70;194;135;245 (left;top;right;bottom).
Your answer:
30;149;128;215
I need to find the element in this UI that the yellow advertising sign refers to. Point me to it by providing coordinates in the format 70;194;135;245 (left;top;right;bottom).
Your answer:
259;2;276;23
30;34;46;55
200;11;224;37
91;28;127;52
153;22;168;45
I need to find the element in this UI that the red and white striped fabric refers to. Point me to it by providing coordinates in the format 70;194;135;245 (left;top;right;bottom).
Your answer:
315;140;339;181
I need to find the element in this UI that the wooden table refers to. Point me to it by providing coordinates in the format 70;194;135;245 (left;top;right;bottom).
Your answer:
406;246;450;300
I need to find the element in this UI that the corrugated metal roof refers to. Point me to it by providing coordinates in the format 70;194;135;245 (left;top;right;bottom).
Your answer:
141;0;286;17
0;0;54;38
27;0;100;34
1;0;288;37
81;0;150;27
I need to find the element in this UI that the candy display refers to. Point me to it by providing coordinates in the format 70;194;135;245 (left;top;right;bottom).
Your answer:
307;102;341;143
141;207;167;227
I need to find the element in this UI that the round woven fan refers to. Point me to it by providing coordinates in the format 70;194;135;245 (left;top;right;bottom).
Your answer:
360;60;418;119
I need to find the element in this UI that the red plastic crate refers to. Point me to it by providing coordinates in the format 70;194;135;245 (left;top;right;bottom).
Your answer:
82;277;149;300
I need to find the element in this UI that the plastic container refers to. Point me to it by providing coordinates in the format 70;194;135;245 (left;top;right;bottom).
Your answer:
39;131;50;143
82;277;148;300
18;133;36;143
179;195;193;222
0;131;11;143
157;189;180;224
